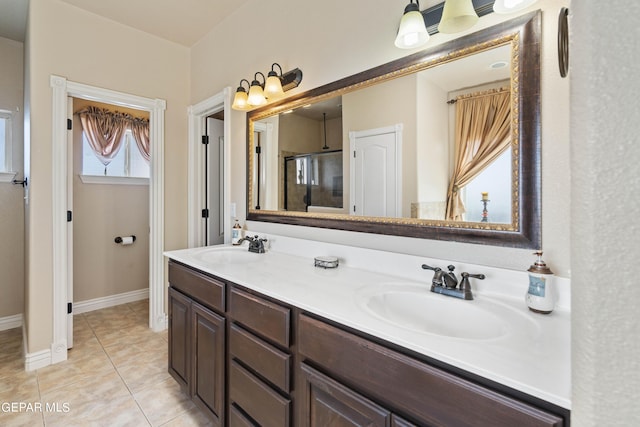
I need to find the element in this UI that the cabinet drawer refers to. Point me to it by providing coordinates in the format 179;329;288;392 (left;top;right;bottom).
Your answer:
229;287;290;348
301;363;391;427
230;324;291;393
229;361;291;427
169;261;225;312
229;404;257;427
299;314;564;427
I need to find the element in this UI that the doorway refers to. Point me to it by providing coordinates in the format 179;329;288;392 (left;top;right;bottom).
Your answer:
68;98;152;349
205;113;225;246
187;89;232;249
49;76;165;366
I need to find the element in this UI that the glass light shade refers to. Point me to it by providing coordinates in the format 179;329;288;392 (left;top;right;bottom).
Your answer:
395;9;429;49
232;89;250;111
248;83;267;106
438;0;478;34
264;75;285;99
493;0;538;14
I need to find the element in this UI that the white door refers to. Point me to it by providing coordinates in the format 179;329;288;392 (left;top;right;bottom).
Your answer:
66;97;74;349
207;117;224;245
350;125;402;217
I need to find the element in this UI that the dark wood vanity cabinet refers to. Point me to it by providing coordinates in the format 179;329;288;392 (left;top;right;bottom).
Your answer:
228;287;293;427
168;262;226;426
298;314;566;427
168;261;568;427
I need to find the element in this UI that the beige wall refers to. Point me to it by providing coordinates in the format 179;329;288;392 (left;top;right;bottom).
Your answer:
24;0;189;353
571;1;640;425
71;101;149;302
190;0;571;276
0;37;25;320
343;74;417;217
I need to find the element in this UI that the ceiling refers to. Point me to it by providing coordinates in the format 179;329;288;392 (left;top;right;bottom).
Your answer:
0;0;249;46
0;0;28;42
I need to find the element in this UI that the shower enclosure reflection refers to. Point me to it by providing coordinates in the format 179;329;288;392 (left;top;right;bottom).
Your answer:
284;150;344;213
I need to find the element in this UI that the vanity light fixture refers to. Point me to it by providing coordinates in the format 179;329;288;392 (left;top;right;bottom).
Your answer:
493;0;538;14
438;0;479;34
232;79;251;111
395;0;430;49
248;72;267;107
264;63;286;100
232;65;303;111
395;0;496;49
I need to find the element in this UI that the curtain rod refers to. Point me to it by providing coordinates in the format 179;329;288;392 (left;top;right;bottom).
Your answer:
446;86;510;105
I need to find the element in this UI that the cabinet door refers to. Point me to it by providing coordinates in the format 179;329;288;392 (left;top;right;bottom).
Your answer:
191;302;225;425
300;363;390;427
168;287;190;390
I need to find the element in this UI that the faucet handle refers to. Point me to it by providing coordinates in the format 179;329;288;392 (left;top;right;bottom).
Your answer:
459;272;485;300
421;264;441;272
422;264;444;287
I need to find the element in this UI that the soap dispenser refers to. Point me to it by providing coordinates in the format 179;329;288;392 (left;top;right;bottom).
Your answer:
525;251;555;314
231;219;242;245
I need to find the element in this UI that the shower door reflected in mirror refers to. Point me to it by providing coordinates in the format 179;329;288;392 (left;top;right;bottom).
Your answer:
284;150;343;213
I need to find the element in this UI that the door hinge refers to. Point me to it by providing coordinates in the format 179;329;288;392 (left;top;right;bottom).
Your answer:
202;135;209;145
255;146;261;154
67;302;72;314
201;209;209;218
67;119;72;130
353;205;356;212
67;210;72;222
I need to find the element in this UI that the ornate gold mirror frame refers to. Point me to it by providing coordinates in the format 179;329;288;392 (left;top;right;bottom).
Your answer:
247;11;541;248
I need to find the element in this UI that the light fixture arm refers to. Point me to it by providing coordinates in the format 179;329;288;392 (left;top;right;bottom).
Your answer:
252;72;266;88
268;63;284;79
238;79;250;92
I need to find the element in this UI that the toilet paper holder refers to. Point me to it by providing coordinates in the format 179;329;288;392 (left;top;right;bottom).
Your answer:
114;235;136;244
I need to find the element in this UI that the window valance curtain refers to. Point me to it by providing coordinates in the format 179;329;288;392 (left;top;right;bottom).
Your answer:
77;106;150;167
445;88;512;221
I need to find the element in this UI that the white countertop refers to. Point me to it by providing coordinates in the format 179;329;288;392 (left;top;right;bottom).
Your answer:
165;236;571;410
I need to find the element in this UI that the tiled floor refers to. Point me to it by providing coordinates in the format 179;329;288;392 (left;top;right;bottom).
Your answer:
0;300;212;427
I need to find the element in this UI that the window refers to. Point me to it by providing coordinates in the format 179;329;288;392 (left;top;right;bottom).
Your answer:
0;110;12;173
82;129;149;178
462;147;512;224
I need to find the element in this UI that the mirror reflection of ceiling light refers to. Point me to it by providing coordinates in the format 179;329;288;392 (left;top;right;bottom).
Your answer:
490;60;509;69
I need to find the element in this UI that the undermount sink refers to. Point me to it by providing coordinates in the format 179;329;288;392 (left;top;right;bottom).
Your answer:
193;246;264;264
358;284;538;341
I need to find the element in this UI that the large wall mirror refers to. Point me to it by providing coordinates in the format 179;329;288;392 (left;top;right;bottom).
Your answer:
247;11;541;248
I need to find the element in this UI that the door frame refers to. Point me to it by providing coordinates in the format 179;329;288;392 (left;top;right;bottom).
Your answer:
50;75;166;363
187;88;232;248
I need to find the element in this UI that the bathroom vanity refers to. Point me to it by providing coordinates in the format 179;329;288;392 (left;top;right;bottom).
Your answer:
165;237;570;426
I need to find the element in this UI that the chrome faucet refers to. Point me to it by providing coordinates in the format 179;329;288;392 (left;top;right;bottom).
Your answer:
422;264;484;300
238;235;267;253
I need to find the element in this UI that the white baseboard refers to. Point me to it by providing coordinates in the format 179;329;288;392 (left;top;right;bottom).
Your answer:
0;313;23;331
25;348;51;371
74;288;149;315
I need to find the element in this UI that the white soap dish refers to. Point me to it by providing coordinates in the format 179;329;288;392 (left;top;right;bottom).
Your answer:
314;256;339;269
